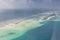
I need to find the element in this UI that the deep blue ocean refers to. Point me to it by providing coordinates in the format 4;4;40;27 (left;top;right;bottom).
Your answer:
0;9;54;22
12;21;60;40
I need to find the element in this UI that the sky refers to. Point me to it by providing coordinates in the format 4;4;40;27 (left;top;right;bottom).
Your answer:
0;0;60;9
0;0;60;21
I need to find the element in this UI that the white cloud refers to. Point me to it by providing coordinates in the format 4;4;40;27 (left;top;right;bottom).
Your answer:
0;0;30;9
13;0;29;9
0;0;14;9
0;0;60;9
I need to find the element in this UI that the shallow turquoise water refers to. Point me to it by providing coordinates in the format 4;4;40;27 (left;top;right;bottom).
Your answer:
13;21;58;40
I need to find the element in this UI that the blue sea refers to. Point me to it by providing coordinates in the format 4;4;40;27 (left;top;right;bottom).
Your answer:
12;21;59;40
0;9;59;40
